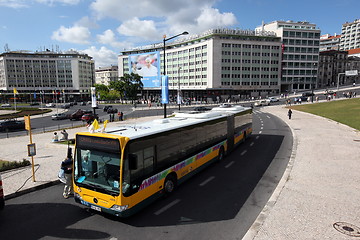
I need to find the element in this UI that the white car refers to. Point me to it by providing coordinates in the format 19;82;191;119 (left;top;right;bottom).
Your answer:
46;103;55;107
1;103;11;107
254;99;270;107
268;97;279;102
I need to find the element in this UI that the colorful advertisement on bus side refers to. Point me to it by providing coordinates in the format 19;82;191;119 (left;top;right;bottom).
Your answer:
128;51;161;88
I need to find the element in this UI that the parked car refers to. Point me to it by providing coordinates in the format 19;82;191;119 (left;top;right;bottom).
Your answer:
268;97;279;102
51;113;69;120
45;103;55;107
107;107;118;114
80;102;86;106
0;173;4;210
1;103;11;108
193;106;211;112
30;102;40;106
0;119;25;132
103;105;113;112
81;113;98;122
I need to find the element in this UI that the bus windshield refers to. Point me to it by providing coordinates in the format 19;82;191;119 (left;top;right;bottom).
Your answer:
74;147;121;196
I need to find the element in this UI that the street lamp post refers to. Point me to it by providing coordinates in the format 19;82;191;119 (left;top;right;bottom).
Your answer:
177;66;182;111
312;63;317;103
163;31;188;118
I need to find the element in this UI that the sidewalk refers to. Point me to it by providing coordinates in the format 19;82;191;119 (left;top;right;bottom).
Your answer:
244;104;360;239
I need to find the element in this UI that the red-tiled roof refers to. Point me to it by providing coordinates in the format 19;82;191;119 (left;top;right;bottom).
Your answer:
348;48;360;55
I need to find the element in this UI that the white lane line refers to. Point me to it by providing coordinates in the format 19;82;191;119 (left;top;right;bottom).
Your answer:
259;131;262;134
260;126;263;130
250;142;254;147
199;176;215;187
154;199;181;215
241;150;247;156
256;136;260;139
266;115;271;119
225;161;235;168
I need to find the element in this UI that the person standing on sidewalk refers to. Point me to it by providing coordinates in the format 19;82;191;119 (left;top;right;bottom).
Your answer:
61;157;73;198
288;109;293;120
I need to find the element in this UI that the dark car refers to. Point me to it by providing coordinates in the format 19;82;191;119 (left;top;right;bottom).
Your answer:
80;102;86;106
69;109;88;121
302;92;315;97
81;113;98;122
107;107;118;114
103;105;113;112
193;106;211;112
0;119;25;132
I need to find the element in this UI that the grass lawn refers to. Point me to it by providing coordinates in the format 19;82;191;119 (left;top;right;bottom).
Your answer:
290;98;360;131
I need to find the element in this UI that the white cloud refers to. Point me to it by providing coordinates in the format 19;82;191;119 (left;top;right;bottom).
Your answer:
89;0;237;41
117;18;159;40
52;25;91;44
35;0;81;5
81;46;118;68
97;29;133;49
0;0;28;8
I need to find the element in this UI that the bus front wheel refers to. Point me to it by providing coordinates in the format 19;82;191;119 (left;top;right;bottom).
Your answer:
164;175;177;195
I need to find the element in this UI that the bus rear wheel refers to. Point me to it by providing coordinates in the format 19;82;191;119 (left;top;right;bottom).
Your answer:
164;175;177;195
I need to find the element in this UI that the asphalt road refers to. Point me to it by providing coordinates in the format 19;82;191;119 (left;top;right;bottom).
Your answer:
0;109;293;240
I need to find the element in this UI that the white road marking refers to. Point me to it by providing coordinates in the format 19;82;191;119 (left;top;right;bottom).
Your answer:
266;115;271;119
259;131;262;134
241;150;247;156
250;142;254;147
225;161;235;168
199;176;215;187
154;199;181;215
256;136;259;139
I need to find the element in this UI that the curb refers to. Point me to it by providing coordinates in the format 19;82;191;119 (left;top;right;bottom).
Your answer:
4;180;61;200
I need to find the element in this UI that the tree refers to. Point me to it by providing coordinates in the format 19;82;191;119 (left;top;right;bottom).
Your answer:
109;73;143;103
93;84;109;100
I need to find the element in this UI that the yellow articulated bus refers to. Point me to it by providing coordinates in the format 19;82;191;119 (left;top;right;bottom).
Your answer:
73;105;252;217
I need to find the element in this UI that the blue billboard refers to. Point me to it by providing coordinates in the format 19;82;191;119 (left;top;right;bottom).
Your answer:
129;51;160;88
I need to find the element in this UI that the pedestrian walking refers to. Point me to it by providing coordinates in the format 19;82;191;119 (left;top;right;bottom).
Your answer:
288;109;293;120
120;111;123;121
61;157;73;198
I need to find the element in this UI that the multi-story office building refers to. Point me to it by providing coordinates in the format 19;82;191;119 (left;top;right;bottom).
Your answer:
340;19;360;51
320;34;341;52
318;50;347;88
0;50;95;102
256;20;320;92
118;28;282;102
95;66;118;86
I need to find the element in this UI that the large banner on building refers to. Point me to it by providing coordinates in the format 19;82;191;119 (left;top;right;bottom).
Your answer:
129;51;160;88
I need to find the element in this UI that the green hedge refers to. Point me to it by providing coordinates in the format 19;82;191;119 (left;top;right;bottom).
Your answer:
0;159;31;172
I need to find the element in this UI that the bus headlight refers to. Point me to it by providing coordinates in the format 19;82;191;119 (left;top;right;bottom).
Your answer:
110;204;129;212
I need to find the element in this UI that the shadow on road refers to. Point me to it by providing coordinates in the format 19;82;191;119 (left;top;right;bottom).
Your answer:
0;203;110;240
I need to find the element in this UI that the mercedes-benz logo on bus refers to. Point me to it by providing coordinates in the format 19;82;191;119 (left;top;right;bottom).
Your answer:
93;198;98;204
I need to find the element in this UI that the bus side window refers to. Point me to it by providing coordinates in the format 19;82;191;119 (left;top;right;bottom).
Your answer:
129;154;138;170
143;146;154;175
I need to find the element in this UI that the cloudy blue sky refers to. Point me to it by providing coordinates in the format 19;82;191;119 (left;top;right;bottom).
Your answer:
1;0;359;67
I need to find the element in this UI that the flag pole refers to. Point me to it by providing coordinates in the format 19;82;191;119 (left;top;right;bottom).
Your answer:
13;88;17;111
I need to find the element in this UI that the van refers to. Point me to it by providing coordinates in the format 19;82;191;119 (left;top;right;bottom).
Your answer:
0;173;4;210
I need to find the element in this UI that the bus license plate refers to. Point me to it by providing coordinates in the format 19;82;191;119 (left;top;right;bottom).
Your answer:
91;205;101;212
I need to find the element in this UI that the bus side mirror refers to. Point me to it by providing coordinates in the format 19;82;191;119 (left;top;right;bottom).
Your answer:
128;154;138;170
